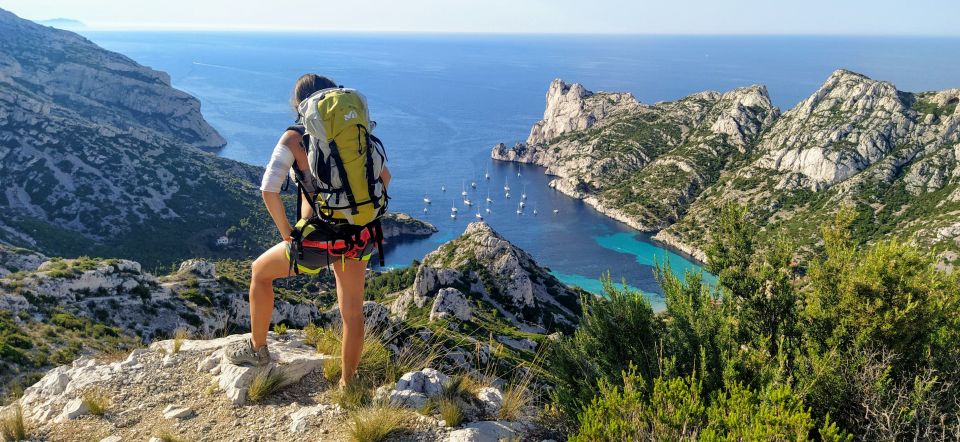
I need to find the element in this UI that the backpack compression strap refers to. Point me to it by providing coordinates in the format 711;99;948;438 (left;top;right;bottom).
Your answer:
327;140;360;215
360;125;382;211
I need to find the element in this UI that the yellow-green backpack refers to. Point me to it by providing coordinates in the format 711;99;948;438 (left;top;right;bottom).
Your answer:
289;87;389;269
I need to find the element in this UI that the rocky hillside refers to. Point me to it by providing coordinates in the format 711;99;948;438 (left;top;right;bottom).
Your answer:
494;71;960;265
0;8;435;267
1;223;580;426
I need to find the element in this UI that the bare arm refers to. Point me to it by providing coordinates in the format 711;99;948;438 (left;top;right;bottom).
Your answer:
261;130;312;241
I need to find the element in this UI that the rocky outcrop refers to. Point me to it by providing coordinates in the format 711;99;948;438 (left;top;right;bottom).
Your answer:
494;71;960;264
382;212;439;241
391;222;581;333
2;330;534;441
526;78;641;146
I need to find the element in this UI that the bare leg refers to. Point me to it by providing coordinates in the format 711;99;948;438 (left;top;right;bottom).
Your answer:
249;242;291;350
333;257;368;385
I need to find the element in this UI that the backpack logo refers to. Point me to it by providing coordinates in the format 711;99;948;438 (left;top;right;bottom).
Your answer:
343;110;358;121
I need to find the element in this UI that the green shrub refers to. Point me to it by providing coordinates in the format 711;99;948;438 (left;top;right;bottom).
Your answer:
546;274;660;421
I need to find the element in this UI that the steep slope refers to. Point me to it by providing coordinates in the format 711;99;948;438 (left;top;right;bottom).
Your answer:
495;71;960;265
665;70;960;261
0;8;434;266
493;78;779;232
0;8;266;265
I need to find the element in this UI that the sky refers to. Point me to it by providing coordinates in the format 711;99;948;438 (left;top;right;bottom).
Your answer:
2;0;958;35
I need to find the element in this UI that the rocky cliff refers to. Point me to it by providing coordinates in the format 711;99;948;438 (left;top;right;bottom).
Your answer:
494;71;960;266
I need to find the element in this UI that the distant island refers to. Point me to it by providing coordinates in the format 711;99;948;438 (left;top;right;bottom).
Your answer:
36;17;85;29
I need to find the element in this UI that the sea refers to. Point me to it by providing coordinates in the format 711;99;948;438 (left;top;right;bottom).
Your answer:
79;32;960;308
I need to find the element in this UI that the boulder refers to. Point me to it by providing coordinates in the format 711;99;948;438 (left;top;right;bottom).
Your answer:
430;288;472;321
177;259;216;279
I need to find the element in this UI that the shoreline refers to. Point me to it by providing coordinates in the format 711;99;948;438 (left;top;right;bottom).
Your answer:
494;157;711;268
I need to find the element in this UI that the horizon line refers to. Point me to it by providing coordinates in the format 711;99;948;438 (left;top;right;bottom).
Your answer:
64;26;960;38
35;20;960;38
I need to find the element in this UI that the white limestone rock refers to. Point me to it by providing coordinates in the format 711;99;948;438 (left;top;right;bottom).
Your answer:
430;287;472;321
476;387;504;414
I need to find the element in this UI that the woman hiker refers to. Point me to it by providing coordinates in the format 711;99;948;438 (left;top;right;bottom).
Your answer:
225;74;391;390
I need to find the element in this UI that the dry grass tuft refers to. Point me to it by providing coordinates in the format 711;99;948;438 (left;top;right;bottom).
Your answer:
333;380;371;410
438;398;465;427
155;430;188;442
247;369;287;402
172;328;189;354
81;388;111;416
347;405;413;442
0;404;27;441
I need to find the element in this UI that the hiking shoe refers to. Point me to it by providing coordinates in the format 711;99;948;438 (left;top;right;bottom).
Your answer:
225;339;271;367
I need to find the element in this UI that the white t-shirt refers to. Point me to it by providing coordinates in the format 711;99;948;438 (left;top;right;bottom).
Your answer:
259;143;295;193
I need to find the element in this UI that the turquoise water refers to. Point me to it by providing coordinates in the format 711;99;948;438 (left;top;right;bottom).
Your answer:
79;32;960;304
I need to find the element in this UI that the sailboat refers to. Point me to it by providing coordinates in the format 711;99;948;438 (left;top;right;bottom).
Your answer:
485;189;493;204
471;180;477;189
423;207;429;213
553;209;559;214
475;207;483;220
464;198;473;206
484;167;490;180
441;185;446;192
505;192;511;199
423;194;431;204
451;200;458;213
503;178;510;192
516;164;521;177
519;201;526;208
533;203;538;216
521;185;527;200
516;202;523;214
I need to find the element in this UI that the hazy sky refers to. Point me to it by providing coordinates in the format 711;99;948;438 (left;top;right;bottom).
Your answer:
2;0;958;35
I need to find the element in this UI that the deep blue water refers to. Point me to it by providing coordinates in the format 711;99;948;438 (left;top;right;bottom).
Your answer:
80;32;960;304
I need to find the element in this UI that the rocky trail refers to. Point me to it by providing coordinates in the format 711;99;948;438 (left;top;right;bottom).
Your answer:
5;330;535;441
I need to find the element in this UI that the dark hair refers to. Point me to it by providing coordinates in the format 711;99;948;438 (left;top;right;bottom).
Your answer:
291;74;337;113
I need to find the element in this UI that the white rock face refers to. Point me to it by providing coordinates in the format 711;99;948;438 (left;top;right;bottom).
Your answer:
527;79;640;146
386;368;450;409
430;287;472;321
